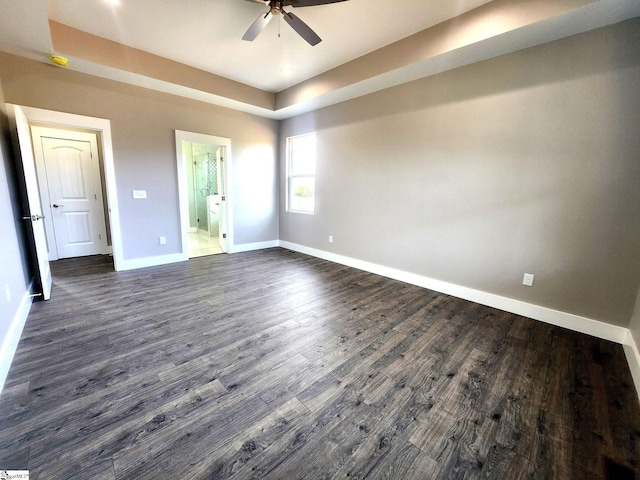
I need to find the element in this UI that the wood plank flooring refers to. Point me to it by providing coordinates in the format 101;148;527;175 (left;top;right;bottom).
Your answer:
0;248;639;479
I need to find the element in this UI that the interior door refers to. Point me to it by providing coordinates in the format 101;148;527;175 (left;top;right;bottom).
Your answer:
38;136;104;258
11;106;52;300
217;147;228;253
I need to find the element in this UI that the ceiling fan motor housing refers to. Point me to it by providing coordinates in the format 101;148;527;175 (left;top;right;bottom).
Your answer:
270;1;284;14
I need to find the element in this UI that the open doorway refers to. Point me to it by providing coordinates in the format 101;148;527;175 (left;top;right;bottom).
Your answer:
186;142;225;257
10;105;123;270
175;130;232;259
30;125;111;261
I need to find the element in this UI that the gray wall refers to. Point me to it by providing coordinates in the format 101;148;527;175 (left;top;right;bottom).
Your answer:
280;19;640;328
1;20;639;332
0;77;32;340
0;53;279;260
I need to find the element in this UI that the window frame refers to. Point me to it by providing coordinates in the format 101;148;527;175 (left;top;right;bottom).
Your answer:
286;132;317;215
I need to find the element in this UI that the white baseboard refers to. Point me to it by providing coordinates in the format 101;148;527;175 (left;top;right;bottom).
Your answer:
99;239;633;347
0;287;33;394
114;240;281;271
116;253;187;271
228;240;279;254
4;241;638;398
279;241;628;344
283;241;640;399
623;331;640;400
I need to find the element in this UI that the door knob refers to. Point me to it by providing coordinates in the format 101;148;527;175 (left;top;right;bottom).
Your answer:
52;204;64;208
22;214;45;221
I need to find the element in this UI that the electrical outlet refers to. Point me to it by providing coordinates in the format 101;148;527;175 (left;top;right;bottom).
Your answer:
329;235;334;243
522;273;534;287
159;236;166;245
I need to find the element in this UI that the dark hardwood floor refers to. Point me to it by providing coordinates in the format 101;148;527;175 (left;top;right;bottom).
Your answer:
0;248;639;479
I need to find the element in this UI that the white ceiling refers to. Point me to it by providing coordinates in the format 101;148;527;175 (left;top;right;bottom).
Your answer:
45;0;493;93
0;0;638;119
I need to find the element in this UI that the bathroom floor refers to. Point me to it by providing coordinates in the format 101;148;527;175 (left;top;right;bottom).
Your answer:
188;229;223;257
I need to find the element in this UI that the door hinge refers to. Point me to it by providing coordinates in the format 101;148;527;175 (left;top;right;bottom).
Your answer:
99;234;102;240
95;193;97;200
223;233;227;239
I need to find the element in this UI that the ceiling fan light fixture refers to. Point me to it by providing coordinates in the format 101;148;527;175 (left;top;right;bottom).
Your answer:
242;0;349;46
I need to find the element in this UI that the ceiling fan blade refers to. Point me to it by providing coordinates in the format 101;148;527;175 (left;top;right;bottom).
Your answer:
290;0;349;7
283;11;322;46
242;10;274;41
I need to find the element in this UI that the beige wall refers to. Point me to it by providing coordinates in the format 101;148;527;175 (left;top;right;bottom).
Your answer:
280;19;640;327
0;52;279;260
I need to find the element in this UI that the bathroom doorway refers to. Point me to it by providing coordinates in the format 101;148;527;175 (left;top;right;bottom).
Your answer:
176;130;231;259
188;142;224;257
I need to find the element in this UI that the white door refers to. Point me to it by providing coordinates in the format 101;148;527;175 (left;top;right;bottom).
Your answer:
31;128;107;259
217;147;228;253
10;106;52;300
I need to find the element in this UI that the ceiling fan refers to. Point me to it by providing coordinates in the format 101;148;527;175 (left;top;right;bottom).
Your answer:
242;0;349;46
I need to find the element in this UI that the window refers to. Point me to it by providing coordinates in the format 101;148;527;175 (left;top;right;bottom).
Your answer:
287;133;316;214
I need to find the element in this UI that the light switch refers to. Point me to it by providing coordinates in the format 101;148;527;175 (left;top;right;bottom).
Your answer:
132;190;147;199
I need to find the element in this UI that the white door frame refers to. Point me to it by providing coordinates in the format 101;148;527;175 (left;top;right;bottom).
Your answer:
175;130;233;258
215;146;226;243
14;105;124;271
31;127;109;260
